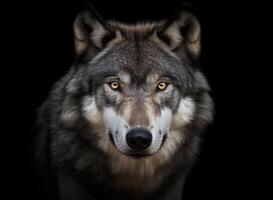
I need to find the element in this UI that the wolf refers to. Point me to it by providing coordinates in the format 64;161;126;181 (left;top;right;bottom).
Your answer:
35;4;214;200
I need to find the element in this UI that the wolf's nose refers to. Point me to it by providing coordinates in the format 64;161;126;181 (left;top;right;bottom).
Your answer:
126;128;152;151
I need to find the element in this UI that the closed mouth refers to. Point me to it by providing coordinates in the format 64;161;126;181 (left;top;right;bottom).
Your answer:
108;132;168;158
162;134;167;146
109;132;115;146
126;151;150;158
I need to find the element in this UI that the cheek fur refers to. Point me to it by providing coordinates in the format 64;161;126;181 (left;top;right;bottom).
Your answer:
102;107;131;153
103;107;128;133
82;96;103;125
171;97;195;130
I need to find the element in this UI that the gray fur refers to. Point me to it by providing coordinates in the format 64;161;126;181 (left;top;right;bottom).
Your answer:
35;6;214;200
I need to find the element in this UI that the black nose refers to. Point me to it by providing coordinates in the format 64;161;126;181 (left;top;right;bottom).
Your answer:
126;128;152;151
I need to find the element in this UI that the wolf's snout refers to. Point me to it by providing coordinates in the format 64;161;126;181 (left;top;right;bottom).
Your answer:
126;128;152;151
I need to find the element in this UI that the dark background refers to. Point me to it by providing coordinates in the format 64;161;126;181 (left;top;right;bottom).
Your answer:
2;0;272;199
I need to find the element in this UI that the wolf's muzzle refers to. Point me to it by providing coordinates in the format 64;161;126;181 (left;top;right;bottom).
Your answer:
126;128;152;151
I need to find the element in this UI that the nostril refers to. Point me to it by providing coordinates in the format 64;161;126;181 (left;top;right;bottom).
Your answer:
130;140;137;146
142;139;150;146
126;128;152;151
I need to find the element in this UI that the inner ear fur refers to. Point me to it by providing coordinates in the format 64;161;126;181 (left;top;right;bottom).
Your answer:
157;9;201;60
73;5;115;57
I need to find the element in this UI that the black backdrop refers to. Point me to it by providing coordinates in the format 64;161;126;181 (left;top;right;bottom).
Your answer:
1;0;272;199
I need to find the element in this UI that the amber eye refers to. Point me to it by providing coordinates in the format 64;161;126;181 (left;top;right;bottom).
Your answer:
157;82;168;91
109;81;120;90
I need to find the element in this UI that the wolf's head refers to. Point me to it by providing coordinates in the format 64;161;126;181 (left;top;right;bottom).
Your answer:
61;5;213;177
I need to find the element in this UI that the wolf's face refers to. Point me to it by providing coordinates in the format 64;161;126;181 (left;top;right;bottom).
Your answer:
101;71;175;155
83;39;197;157
61;6;213;176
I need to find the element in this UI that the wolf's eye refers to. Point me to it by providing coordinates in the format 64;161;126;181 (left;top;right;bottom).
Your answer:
109;81;120;90
157;82;168;91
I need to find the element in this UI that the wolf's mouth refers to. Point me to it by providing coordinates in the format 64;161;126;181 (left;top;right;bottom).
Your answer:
109;132;115;146
162;134;167;146
108;132;167;158
126;151;150;158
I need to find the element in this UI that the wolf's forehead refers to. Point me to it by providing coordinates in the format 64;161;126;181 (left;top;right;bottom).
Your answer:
117;71;131;83
111;40;177;76
89;34;185;83
116;71;159;84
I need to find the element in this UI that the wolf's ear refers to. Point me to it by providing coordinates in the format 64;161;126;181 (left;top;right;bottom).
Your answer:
73;5;115;56
157;7;201;60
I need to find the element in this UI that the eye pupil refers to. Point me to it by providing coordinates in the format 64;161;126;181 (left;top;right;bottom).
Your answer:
110;81;119;90
157;82;167;91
